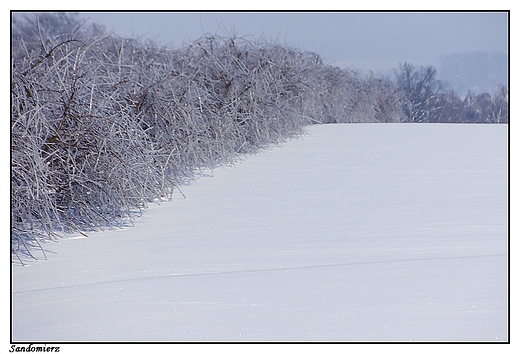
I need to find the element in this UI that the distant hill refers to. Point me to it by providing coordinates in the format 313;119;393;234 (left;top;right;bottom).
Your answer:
437;51;508;96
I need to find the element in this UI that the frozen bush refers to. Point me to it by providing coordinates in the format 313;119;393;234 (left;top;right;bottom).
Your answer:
11;20;404;261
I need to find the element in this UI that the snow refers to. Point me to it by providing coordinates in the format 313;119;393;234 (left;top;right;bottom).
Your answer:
11;123;509;343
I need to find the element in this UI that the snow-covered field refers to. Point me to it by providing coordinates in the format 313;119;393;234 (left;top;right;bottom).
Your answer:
11;123;509;343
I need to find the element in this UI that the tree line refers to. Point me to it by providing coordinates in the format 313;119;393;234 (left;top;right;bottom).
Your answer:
394;62;508;123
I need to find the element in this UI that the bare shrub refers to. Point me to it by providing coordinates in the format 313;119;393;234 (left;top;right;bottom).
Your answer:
12;21;404;261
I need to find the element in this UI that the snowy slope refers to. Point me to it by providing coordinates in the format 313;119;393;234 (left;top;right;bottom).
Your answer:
11;123;508;342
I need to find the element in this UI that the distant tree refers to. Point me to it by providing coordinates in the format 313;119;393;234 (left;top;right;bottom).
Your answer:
491;84;508;123
462;85;508;123
434;90;464;123
394;62;446;122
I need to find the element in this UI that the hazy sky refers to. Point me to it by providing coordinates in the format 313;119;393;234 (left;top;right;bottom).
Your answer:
80;11;508;73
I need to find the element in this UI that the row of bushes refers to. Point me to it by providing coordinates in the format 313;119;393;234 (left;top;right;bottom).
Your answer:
11;21;404;261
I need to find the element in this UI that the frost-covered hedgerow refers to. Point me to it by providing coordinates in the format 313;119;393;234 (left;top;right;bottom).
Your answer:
11;25;403;261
